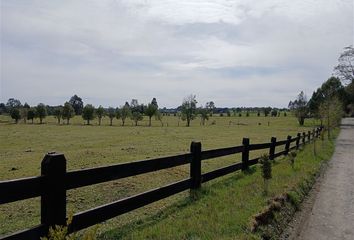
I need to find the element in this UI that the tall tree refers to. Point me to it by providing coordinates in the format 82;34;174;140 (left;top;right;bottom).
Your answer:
145;98;158;127
69;95;84;115
107;107;116;126
334;46;354;84
319;96;343;139
181;95;197;127
289;91;308;126
198;107;209;126
36;103;47;124
117;102;131;126
10;108;21;123
130;99;143;126
62;102;75;124
53;106;63;124
6;98;21;110
96;105;105;126
82;104;95;125
206;101;215;116
27;107;36;124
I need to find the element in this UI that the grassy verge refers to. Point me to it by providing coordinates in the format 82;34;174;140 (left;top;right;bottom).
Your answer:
100;129;338;240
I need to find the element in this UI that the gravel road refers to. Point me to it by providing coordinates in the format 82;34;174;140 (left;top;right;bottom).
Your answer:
283;118;354;240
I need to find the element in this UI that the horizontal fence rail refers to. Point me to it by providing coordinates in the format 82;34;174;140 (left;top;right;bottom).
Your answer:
0;127;323;240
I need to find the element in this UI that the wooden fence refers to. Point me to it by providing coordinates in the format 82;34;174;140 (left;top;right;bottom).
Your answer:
0;127;322;240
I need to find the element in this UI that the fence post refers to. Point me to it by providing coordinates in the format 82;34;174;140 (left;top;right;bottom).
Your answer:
285;135;291;155
308;131;311;142
269;137;276;160
296;133;301;150
302;132;306;145
242;138;250;171
41;152;67;234
190;142;202;190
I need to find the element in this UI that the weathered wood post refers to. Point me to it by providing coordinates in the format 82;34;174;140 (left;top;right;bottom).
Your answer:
242;138;250;171
190;142;202;190
302;132;306;145
269;137;276;160
296;133;301;150
41;152;67;234
285;135;291;155
308;131;311;142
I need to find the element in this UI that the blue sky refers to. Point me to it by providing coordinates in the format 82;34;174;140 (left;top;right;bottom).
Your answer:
1;0;353;108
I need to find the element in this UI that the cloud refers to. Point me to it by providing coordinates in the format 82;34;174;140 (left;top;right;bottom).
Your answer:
1;0;353;108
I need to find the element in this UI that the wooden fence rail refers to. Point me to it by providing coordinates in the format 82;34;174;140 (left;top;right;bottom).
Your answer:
0;127;323;240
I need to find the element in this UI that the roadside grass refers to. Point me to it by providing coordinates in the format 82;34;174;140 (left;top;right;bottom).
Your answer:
0;114;320;236
101;129;337;239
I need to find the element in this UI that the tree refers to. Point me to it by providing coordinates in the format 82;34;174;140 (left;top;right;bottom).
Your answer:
6;98;21;110
36;103;47;124
69;95;84;115
181;95;197;127
117;102;131;126
334;46;354;84
263;107;271;117
198;107;209;126
96;105;105;126
107;107;116;126
130;99;143;126
145;99;158;126
0;103;6;114
155;111;164;127
289;91;308;126
131;112;143;126
20;107;29;123
10;108;21;123
82;104;95;125
319;96;343;139
206;101;215;116
62;102;75;124
27;107;36;124
53;106;63;124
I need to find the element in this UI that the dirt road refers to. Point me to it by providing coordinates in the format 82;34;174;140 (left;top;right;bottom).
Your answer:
283;118;354;240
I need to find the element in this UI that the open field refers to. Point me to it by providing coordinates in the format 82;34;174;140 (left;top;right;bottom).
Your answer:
0;114;320;237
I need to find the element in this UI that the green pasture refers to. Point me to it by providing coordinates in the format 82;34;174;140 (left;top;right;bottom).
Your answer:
0;114;322;238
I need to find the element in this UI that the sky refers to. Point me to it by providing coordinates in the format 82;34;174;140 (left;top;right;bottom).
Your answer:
0;0;353;108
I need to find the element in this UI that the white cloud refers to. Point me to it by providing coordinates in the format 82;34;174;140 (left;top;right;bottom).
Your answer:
0;0;353;107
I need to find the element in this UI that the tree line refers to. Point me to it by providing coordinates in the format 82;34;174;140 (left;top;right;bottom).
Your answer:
289;46;354;137
1;94;290;127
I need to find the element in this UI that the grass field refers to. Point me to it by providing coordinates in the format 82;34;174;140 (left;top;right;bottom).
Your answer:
0;113;323;238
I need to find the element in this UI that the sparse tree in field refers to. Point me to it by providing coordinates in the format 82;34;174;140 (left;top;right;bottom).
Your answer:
155;110;164;127
20;106;29;124
53;106;63;124
131;111;143;126
69;94;84;115
117;102;131;126
145;98;158;126
289;91;308;126
36;103;47;124
96;105;105;126
263;107;271;117
198;107;209;126
181;94;197;127
82;104;95;125
130;99;144;126
107;107;116;126
176;111;182;126
206;101;215;116
62;102;75;124
10;108;21;123
27;107;36;124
